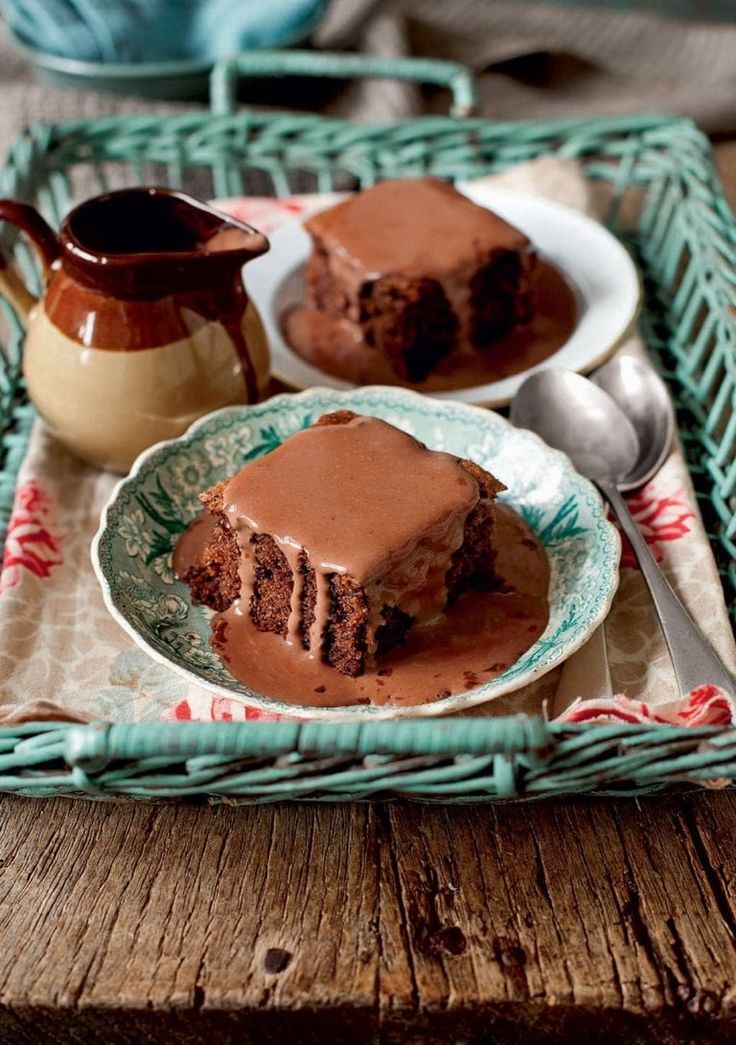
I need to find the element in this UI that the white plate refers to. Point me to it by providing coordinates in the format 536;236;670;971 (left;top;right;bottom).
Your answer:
244;185;641;407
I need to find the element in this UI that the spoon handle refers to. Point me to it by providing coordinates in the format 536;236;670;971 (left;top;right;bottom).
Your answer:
600;481;736;699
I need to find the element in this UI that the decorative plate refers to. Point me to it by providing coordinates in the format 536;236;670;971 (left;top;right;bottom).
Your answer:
245;186;640;407
92;386;621;719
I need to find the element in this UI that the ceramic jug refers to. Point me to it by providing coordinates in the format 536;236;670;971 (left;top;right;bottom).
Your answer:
0;187;271;472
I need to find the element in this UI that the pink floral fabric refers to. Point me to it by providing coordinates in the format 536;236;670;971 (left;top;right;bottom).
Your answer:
558;684;735;727
618;482;696;571
169;695;281;722
219;195;319;234
0;480;64;593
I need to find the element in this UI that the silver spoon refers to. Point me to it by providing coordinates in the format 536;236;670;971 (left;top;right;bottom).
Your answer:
552;355;675;710
591;354;675;490
511;368;735;699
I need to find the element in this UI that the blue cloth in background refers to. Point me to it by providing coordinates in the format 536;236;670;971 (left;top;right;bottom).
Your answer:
1;0;327;62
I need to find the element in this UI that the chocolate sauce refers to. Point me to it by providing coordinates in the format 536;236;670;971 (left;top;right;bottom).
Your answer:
305;177;530;280
284;260;577;392
211;292;259;405
223;415;478;579
172;413;549;710
172;511;216;579
209;504;549;708
222;415;484;650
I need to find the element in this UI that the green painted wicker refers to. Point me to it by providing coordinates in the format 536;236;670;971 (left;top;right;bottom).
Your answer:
0;52;734;802
1;718;735;800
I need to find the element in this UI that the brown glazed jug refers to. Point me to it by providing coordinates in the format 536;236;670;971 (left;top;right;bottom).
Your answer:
0;188;270;472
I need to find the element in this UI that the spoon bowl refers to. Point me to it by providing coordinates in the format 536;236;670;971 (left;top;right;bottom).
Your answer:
510;369;640;484
591;354;674;490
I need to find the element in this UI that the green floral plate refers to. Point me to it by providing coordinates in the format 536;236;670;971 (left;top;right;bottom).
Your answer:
92;386;621;719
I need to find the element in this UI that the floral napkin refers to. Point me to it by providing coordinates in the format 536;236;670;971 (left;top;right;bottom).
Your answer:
1;158;734;727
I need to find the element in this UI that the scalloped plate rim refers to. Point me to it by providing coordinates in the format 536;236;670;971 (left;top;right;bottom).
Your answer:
92;385;622;721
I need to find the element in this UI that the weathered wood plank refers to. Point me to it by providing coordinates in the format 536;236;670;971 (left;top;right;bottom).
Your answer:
378;797;736;1043
687;790;736;923
2;792;736;1043
0;800;380;1033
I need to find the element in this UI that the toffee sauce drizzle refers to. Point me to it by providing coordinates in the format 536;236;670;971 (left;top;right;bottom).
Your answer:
283;260;577;393
175;503;550;710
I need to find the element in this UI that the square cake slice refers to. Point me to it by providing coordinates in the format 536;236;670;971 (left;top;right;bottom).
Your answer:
183;411;504;677
303;177;536;382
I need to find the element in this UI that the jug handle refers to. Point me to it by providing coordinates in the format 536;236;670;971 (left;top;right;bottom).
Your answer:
0;201;60;327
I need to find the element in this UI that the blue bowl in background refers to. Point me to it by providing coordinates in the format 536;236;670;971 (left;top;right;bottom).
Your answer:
3;0;328;99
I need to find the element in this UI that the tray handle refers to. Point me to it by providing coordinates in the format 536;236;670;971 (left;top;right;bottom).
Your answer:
209;50;478;118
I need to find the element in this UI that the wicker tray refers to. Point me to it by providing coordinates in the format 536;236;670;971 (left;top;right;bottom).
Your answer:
0;52;734;802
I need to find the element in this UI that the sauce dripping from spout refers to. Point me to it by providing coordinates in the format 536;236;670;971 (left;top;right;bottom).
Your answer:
216;295;259;404
201;230;265;404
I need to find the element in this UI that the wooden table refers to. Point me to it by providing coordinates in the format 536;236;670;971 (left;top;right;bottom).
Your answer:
0;147;734;1045
1;793;736;1042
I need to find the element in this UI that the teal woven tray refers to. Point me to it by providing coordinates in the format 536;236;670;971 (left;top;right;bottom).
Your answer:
0;52;734;802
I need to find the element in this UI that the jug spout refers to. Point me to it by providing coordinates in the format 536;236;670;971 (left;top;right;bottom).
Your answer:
60;187;269;298
202;224;269;260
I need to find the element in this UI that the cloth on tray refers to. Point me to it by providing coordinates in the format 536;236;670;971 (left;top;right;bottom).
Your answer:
0;157;734;726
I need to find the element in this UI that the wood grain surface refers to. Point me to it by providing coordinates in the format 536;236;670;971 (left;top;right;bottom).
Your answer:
1;791;736;1043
